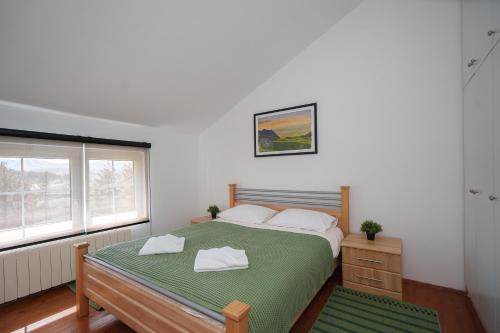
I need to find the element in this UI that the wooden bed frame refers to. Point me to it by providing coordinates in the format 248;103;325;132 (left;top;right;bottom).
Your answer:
74;184;350;333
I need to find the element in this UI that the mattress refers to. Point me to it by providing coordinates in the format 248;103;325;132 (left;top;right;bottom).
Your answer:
89;221;335;333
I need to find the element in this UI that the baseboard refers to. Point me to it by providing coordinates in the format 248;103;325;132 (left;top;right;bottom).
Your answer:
403;278;467;296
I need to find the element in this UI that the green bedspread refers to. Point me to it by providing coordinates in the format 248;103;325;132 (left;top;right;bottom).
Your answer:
91;221;334;333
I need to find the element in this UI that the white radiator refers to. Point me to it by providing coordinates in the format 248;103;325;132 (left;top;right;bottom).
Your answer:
0;228;131;304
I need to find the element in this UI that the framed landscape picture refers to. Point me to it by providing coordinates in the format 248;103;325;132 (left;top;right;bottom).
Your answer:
254;103;317;157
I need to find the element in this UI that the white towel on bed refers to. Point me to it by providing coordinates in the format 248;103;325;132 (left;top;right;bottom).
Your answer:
194;246;248;272
139;234;185;255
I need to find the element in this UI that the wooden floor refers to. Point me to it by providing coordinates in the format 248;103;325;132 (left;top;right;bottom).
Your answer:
290;271;485;333
0;270;485;333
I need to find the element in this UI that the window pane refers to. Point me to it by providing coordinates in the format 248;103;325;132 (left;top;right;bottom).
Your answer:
22;158;72;227
24;193;71;226
88;159;139;225
0;194;22;230
89;188;114;218
0;158;21;192
24;158;70;193
114;161;135;213
0;138;87;249
88;160;114;218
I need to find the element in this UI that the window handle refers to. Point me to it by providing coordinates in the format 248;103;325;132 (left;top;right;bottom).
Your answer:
489;195;498;201
488;30;497;36
469;189;480;195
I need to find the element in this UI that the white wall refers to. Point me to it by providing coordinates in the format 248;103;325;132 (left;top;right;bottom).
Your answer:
199;0;464;289
0;101;199;238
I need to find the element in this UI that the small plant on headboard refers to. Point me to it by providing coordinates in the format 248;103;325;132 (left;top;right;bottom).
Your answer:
207;205;220;219
360;220;383;241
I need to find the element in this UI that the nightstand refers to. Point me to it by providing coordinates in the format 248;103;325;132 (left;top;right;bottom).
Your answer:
191;215;213;225
341;233;402;300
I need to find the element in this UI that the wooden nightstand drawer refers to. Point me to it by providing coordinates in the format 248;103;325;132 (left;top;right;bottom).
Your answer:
342;264;402;293
342;247;401;273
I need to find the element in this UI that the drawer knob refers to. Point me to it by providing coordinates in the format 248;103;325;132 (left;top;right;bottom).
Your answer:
355;274;383;283
356;257;383;264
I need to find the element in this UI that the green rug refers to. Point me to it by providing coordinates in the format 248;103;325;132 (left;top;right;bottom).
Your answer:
67;282;103;311
311;286;441;333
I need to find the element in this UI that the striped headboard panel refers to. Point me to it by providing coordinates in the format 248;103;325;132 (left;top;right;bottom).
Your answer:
228;184;350;235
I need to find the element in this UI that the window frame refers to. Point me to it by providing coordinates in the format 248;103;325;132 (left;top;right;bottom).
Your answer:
0;130;151;252
84;144;150;232
0;138;84;249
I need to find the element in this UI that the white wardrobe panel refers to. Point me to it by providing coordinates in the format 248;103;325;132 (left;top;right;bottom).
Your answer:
16;251;29;298
466;49;497;333
464;70;483;307
492;41;500;333
464;28;500;330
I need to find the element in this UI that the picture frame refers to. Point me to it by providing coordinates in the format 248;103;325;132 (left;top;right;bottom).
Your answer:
254;103;317;157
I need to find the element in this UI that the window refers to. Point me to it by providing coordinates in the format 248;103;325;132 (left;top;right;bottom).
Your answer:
85;145;149;231
0;137;150;250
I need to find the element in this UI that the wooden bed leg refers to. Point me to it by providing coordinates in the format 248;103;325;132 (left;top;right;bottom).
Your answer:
74;242;90;318
222;300;250;333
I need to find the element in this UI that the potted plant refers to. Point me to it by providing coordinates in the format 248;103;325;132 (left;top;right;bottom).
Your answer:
360;220;383;241
207;205;220;219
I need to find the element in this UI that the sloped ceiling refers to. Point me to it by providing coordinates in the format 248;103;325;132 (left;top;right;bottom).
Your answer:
0;0;360;132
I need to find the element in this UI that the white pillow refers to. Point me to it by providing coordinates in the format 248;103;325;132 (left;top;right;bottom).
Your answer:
218;204;277;224
266;208;337;233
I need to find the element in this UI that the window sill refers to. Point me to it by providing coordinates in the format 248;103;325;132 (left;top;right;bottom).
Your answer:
0;220;150;252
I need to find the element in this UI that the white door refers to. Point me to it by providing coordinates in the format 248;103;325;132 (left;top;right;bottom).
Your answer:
492;41;500;333
464;46;496;332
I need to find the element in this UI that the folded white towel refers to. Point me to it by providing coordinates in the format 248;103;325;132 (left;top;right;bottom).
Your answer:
139;234;185;255
194;246;249;272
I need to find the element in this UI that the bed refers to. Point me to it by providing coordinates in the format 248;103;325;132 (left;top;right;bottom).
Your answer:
74;184;350;333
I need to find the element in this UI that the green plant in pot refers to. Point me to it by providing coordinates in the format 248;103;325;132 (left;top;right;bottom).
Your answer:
207;205;220;219
360;220;383;241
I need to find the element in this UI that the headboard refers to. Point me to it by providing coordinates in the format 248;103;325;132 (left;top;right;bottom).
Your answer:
228;184;350;236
